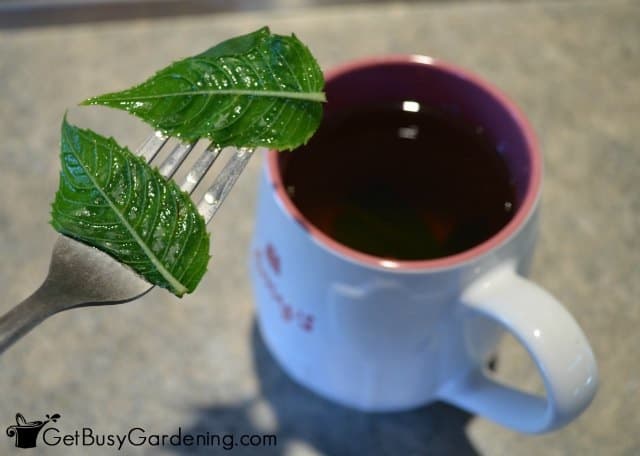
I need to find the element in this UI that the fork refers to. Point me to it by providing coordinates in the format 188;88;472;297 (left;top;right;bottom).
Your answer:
0;132;255;354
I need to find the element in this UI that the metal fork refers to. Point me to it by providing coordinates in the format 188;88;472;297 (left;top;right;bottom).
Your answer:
0;132;256;354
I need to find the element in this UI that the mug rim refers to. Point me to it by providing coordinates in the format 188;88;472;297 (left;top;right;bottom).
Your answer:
266;54;542;271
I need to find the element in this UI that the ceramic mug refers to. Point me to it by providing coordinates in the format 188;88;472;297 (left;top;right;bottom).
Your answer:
249;55;598;433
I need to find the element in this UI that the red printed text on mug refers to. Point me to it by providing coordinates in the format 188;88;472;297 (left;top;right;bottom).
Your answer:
254;246;315;332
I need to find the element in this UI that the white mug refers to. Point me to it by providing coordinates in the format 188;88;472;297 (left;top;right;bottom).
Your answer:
249;55;597;433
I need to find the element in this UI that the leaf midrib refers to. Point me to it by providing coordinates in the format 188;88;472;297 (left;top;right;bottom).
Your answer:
63;127;188;296
86;89;327;104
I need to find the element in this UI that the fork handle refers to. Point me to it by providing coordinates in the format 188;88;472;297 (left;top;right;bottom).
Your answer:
0;280;69;354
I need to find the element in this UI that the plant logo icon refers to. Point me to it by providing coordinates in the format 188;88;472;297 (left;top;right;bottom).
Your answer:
6;413;60;449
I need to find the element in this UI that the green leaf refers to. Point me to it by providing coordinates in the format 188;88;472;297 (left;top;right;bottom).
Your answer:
82;27;325;150
50;118;210;297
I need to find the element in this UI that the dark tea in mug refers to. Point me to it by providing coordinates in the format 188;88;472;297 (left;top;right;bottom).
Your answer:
280;101;517;261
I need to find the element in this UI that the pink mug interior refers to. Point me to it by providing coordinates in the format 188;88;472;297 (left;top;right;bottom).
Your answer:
268;55;541;270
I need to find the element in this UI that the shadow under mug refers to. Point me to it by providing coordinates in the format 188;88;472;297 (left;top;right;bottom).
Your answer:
249;55;598;433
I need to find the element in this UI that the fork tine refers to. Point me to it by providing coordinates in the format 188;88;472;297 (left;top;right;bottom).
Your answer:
180;144;223;194
137;131;168;162
136;131;253;222
158;141;196;178
197;147;255;224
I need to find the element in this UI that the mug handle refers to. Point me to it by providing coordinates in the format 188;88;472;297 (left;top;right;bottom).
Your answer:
438;265;598;433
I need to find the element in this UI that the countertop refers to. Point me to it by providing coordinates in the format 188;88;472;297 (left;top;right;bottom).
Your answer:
0;1;638;454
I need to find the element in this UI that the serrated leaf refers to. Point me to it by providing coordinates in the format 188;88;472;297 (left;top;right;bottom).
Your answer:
82;27;325;150
50;118;210;297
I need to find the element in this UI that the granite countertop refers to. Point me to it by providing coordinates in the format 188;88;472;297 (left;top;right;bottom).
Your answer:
0;1;638;454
